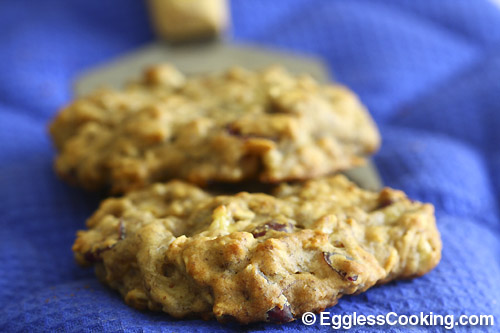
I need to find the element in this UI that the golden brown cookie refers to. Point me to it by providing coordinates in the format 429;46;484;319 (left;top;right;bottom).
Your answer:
50;65;380;193
73;175;441;324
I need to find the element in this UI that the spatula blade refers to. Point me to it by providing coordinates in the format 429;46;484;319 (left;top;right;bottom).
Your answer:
75;41;330;95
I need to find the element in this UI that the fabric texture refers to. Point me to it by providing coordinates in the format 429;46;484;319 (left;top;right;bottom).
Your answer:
1;0;499;332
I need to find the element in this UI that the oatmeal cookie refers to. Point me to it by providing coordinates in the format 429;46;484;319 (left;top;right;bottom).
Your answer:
73;175;441;324
50;65;380;193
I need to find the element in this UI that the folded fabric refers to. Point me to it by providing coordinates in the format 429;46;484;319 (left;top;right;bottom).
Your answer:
0;0;499;332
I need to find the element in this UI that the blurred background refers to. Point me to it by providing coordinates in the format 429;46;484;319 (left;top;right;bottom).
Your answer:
0;1;499;332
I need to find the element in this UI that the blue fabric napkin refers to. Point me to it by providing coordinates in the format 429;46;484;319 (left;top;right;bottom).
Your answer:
1;0;499;332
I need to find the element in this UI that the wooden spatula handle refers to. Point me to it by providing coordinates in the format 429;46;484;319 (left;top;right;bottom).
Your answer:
147;0;229;43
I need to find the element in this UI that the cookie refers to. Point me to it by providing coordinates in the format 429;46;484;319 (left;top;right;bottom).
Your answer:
73;175;441;324
50;65;380;193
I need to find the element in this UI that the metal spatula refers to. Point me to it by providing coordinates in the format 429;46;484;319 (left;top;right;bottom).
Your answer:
73;0;382;191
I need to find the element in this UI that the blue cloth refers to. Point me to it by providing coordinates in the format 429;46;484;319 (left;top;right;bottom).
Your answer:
1;0;499;332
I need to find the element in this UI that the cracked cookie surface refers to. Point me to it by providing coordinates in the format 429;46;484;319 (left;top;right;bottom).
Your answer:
73;175;441;324
50;65;380;193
